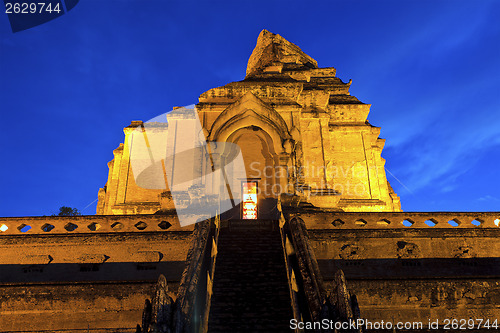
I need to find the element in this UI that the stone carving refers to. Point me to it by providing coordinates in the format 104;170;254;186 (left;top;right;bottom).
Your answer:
323;270;363;333
137;275;175;333
396;241;421;259
339;244;363;260
453;246;474;258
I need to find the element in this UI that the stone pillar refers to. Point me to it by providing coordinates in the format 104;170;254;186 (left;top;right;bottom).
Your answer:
279;151;290;196
116;126;136;205
318;115;331;189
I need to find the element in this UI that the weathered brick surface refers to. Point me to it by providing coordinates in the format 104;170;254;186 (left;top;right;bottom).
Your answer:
96;29;401;215
328;279;500;330
2;30;498;332
0;282;180;332
304;211;500;328
0;215;192;331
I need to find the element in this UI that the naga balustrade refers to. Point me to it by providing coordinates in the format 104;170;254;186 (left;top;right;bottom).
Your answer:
277;198;362;333
137;215;220;333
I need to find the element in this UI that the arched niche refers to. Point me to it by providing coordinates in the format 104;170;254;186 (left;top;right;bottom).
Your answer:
227;126;280;199
210;108;288;155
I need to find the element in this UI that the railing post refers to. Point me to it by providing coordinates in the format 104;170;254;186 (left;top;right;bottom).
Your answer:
201;212;220;333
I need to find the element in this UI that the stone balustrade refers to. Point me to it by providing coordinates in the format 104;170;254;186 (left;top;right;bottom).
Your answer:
1;212;497;236
295;211;500;229
0;214;193;235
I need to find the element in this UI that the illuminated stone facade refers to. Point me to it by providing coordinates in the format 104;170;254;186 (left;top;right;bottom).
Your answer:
97;30;401;216
1;30;497;332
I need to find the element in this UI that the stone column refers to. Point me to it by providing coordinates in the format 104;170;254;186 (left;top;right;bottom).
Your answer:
279;151;290;196
318;115;331;189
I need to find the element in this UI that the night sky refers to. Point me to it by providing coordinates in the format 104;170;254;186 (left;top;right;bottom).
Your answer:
1;0;499;216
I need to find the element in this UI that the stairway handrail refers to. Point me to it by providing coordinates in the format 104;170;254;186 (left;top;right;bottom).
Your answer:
277;196;363;332
278;196;325;323
137;215;220;333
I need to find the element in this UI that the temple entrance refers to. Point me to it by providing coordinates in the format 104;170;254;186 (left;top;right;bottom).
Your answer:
229;127;280;220
231;127;279;200
208;102;291;221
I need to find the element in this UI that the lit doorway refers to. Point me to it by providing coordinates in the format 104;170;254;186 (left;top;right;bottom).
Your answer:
242;181;258;219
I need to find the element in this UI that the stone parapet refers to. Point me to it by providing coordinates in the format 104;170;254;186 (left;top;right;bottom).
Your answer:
0;213;193;236
292;209;500;329
295;211;500;229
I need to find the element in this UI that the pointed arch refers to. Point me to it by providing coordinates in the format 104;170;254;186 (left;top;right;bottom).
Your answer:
207;92;291;155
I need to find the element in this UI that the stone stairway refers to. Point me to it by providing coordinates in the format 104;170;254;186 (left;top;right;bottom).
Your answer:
208;220;294;332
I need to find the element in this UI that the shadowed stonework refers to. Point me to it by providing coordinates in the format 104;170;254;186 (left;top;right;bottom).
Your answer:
0;30;498;332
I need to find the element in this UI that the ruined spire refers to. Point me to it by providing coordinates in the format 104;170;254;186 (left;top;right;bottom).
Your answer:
246;29;318;78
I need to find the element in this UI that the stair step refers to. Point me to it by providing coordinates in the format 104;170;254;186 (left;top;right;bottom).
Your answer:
208;222;293;332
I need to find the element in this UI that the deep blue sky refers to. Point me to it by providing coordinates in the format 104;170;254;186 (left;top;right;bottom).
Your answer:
1;0;499;216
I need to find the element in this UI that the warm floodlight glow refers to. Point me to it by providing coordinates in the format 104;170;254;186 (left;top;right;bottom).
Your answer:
242;182;257;220
0;224;8;232
495;219;500;227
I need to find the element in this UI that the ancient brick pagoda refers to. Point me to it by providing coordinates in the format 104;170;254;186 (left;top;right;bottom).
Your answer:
97;29;401;216
0;30;498;332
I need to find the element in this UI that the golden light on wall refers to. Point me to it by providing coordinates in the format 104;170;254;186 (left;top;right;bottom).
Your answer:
242;182;257;219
